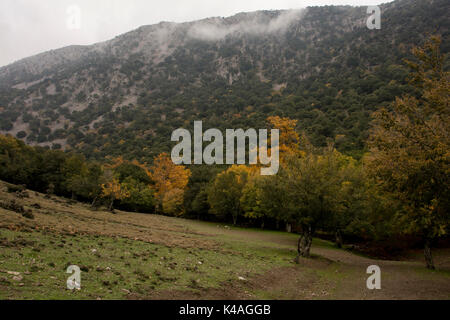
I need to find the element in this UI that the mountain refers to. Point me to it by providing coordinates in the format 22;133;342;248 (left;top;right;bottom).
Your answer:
0;0;448;161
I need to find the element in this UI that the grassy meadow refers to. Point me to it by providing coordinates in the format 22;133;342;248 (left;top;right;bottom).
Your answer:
0;181;449;300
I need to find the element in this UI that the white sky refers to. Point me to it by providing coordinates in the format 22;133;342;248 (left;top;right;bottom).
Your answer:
0;0;388;67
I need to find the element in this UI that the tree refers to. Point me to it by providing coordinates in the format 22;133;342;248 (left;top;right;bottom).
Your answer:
208;165;252;225
150;153;191;215
101;173;130;211
183;166;218;219
240;174;267;228
366;36;449;269
260;147;346;261
266;116;300;154
329;158;368;248
121;177;155;213
0;135;38;186
162;188;185;216
71;162;103;207
191;189;210;219
62;154;87;199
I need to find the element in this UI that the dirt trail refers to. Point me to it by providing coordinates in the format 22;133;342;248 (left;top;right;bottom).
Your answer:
148;221;450;300
142;246;450;300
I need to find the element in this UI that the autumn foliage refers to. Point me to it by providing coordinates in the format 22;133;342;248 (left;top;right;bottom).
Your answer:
101;177;131;211
149;153;191;215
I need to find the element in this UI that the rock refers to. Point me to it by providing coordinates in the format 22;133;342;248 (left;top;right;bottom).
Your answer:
0;277;10;284
12;275;23;281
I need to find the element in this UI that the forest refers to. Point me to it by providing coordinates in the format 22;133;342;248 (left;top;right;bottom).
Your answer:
1;0;449;164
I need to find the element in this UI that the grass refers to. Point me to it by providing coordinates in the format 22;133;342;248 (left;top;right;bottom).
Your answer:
0;181;449;300
0;227;296;299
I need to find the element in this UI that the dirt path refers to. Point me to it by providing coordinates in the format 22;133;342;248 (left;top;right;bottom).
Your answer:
146;221;450;300
312;247;450;299
140;247;450;300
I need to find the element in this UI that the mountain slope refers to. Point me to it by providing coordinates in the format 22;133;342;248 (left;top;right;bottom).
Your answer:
0;0;448;161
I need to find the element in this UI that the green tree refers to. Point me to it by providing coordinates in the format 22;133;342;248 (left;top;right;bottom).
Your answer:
191;189;210;220
240;174;267;228
366;36;450;269
260;147;346;261
208;165;252;225
62;154;87;199
329;157;366;247
121;177;155;213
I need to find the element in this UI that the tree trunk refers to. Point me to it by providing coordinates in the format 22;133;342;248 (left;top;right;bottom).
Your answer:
232;214;237;226
424;238;435;270
286;223;292;233
295;234;304;264
302;228;313;258
91;195;98;208
335;229;343;248
295;226;313;263
109;197;114;211
156;201;163;214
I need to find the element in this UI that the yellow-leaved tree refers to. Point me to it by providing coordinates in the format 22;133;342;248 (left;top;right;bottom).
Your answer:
149;153;191;216
266;116;303;157
101;174;130;211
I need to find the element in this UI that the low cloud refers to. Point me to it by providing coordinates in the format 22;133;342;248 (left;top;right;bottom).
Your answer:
187;9;306;41
0;1;387;67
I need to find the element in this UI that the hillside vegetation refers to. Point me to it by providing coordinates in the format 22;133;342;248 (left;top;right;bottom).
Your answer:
0;0;448;160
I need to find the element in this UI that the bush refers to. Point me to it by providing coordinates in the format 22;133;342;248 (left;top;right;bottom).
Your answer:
6;183;25;193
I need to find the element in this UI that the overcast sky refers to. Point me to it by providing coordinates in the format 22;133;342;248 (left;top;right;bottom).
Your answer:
0;0;388;67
